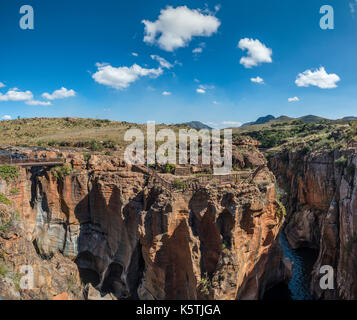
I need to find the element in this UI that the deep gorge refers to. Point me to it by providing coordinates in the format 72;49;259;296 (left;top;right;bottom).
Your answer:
1;141;357;300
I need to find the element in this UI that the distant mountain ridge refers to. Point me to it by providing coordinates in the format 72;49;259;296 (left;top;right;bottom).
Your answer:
184;121;212;130
241;115;275;127
241;114;333;127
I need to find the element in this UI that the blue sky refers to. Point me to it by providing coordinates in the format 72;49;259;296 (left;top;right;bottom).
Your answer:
0;0;357;127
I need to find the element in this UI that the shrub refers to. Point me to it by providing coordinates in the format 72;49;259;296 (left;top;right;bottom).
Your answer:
0;193;11;205
10;188;19;195
335;156;348;170
0;165;19;183
83;153;91;163
172;179;186;190
51;165;73;180
0;262;8;277
89;140;103;151
300;144;312;155
276;200;287;223
200;272;211;297
163;163;176;174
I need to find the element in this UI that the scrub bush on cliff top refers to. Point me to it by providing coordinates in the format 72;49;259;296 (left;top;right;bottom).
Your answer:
0;165;19;183
51;165;73;180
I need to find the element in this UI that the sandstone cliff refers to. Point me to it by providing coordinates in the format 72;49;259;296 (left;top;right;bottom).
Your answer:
0;145;284;300
270;147;357;299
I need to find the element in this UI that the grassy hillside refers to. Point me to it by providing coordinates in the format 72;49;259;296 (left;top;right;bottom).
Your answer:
233;117;357;153
0;117;188;151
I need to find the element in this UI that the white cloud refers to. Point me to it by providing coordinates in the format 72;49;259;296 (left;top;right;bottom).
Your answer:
132;52;139;57
1;115;11;120
238;38;273;68
251;76;264;84
222;121;242;127
0;88;33;101
162;91;172;96
213;100;219;104
92;63;163;90
295;67;340;89
192;47;203;54
42;87;76;100
196;84;214;94
350;1;357;14
0;82;5;88
26;100;52;106
150;55;173;69
142;6;221;51
288;97;300;102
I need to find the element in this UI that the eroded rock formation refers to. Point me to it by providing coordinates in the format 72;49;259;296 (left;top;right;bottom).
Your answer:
0;143;285;300
270;148;357;299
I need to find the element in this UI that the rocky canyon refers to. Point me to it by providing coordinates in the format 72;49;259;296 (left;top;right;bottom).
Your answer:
0;139;289;300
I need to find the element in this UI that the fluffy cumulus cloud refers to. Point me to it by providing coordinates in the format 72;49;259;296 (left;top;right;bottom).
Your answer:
0;82;5;88
0;88;33;101
1;115;11;120
26;100;52;106
196;88;206;94
142;6;220;51
42;87;76;100
250;76;264;84
288;97;300;102
150;55;173;69
162;91;172;96
238;38;272;68
92;63;163;90
295;67;340;89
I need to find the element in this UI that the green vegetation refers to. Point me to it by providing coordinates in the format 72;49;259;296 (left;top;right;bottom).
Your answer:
83;153;91;163
172;179;187;190
233;117;357;155
200;272;211;297
335;156;348;170
163;163;176;174
276;200;287;223
0;193;11;205
0;262;8;277
0;165;19;183
67;273;82;296
12;272;22;291
0;117;189;151
51;165;73;180
10;187;19;195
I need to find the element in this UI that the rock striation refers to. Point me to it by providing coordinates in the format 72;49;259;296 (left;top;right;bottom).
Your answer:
0;143;285;300
270;148;357;299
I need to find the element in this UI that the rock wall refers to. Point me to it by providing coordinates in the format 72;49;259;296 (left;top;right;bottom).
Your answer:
1;150;284;300
270;148;357;299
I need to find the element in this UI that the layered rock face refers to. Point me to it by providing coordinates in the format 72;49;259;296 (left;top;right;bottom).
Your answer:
270;148;357;299
0;146;284;300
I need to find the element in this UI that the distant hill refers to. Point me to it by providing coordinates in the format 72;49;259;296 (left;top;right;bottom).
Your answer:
340;116;357;121
241;115;275;127
184;121;212;130
297;115;328;123
241;114;330;128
